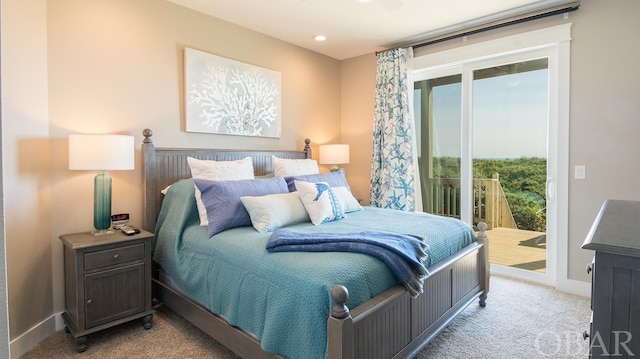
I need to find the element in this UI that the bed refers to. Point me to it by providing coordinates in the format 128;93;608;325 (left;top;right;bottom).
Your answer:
141;128;490;359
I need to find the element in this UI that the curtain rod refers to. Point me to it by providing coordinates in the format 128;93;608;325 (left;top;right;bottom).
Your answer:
378;1;580;54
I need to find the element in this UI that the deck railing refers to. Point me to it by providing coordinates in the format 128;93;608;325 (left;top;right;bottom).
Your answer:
424;173;517;230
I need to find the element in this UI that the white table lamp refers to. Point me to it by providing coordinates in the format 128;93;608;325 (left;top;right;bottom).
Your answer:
319;144;349;172
69;134;134;235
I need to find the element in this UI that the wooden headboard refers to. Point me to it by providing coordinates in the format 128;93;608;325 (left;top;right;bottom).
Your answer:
141;128;312;232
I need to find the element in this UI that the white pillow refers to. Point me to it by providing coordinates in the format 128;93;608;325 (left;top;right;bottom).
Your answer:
294;180;345;225
187;156;255;226
272;155;319;176
333;186;363;213
240;192;310;232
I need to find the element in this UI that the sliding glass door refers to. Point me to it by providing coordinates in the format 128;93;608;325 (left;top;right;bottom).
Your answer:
414;47;560;285
472;58;549;274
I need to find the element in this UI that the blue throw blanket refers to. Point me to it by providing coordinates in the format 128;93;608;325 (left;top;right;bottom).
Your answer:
266;228;430;297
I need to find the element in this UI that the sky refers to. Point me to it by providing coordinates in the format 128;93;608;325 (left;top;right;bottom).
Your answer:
417;68;549;159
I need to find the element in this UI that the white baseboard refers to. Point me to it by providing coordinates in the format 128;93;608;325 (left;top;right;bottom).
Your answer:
491;265;591;298
491;265;554;287
10;312;63;358
556;277;591;298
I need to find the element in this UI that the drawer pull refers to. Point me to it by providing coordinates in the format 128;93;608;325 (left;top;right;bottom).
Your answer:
586;263;592;274
87;299;92;305
112;254;120;260
583;330;589;340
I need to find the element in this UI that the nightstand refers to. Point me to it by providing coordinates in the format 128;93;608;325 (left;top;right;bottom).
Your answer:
60;228;154;352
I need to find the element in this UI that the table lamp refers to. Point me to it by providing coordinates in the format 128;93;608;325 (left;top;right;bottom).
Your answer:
69;134;134;235
319;144;349;172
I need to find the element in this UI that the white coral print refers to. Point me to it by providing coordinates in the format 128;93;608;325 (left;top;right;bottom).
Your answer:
186;48;281;137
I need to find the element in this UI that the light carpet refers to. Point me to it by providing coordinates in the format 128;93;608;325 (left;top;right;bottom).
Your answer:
21;275;591;358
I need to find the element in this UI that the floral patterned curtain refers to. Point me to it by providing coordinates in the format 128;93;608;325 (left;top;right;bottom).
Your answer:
370;47;421;211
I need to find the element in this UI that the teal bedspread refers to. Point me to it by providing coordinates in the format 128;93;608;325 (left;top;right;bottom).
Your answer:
153;179;476;359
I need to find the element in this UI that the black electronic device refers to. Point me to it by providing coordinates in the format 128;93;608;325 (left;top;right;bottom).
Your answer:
111;213;130;228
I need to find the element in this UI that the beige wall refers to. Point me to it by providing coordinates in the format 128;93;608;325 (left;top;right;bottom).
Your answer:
340;0;640;285
2;0;54;344
340;54;377;205
4;0;341;345
563;0;640;281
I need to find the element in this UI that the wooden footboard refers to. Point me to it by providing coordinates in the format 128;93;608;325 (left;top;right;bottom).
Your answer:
328;223;489;359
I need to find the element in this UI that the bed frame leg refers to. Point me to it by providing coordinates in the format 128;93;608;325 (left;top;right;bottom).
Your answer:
479;293;487;307
476;222;490;307
327;285;353;359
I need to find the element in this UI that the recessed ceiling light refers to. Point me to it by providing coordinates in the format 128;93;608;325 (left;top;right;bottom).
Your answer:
313;35;326;41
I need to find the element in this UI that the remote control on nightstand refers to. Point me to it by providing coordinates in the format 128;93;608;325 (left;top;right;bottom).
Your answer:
120;225;139;235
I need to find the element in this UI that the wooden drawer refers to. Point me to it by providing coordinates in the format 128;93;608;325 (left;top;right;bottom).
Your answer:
84;243;145;271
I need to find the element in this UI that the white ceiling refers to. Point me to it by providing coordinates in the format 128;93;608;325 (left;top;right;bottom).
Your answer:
167;0;571;60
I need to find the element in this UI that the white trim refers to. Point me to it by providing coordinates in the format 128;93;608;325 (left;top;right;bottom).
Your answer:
400;1;577;47
407;48;423;212
557;277;591;298
9;312;64;358
414;23;572;71
553;36;572;295
491;264;552;287
460;69;473;226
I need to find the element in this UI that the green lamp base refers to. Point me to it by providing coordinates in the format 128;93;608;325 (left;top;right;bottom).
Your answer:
92;171;113;235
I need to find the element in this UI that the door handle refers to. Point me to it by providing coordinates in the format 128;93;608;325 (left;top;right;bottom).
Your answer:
546;178;555;202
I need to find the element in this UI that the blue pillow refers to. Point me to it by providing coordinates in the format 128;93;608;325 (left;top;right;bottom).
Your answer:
194;176;289;237
284;169;350;192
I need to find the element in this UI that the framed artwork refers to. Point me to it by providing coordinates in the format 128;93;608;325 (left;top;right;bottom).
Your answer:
185;47;281;138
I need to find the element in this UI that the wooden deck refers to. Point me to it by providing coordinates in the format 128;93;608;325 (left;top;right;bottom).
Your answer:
485;227;546;273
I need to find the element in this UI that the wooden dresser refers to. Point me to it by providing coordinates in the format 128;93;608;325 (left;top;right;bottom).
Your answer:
582;199;640;358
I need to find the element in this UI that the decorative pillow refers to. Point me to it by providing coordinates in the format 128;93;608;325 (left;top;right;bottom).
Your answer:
187;157;255;226
333;186;363;213
240;192;310;232
284;168;350;192
194;176;289;237
294;180;345;225
272;155;319;176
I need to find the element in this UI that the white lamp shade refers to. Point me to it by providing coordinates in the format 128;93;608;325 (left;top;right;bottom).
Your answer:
69;134;135;171
319;144;350;165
